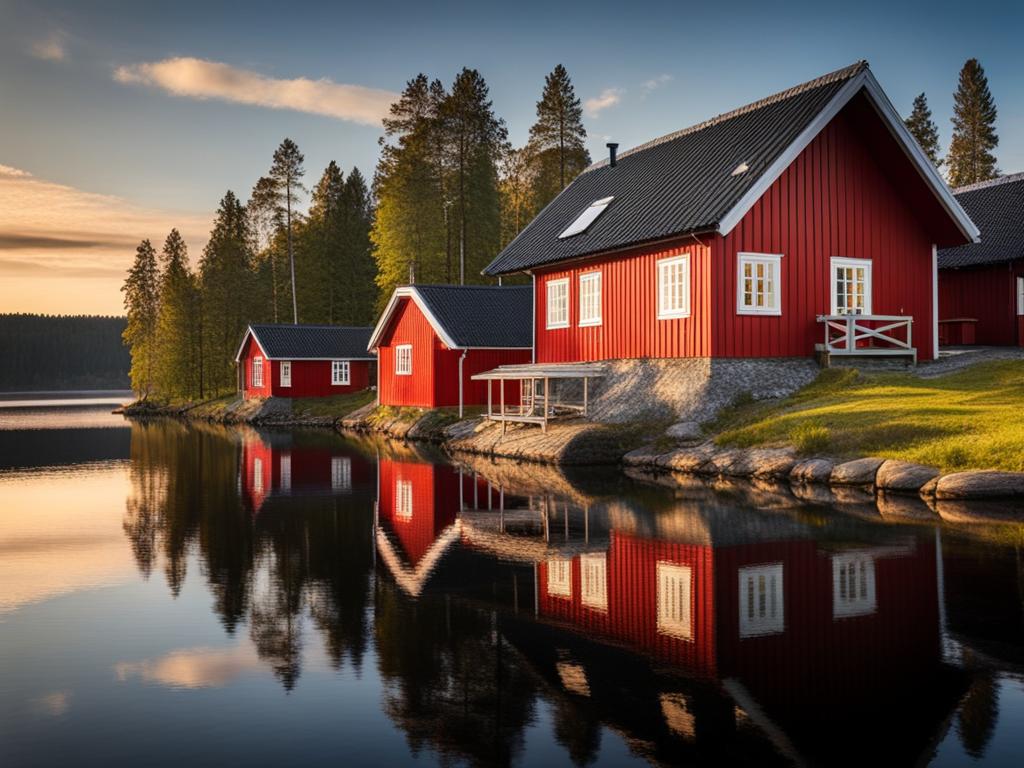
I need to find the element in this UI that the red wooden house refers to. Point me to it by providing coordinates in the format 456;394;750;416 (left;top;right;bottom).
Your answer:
484;61;978;369
368;285;532;414
938;173;1024;346
235;324;375;399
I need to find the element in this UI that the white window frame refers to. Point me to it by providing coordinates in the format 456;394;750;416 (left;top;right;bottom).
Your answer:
393;346;409;376
656;562;693;641
738;562;784;638
546;278;570;329
252;356;264;388
331;360;350;386
580;553;608;611
546;559;572;599
253;457;264;494
832;554;877;619
578;272;602;327
1017;276;1024;316
395;478;413;520
279;453;291;492
331;456;352;491
657;254;691;319
279;360;291;388
831;257;873;316
736;252;783;316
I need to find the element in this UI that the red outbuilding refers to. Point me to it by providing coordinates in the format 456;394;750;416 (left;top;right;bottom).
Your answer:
235;324;376;400
368;285;532;414
938;173;1024;347
483;61;979;366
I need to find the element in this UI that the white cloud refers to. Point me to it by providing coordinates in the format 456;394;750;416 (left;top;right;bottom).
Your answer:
114;57;397;126
31;32;67;62
584;88;624;118
642;74;673;93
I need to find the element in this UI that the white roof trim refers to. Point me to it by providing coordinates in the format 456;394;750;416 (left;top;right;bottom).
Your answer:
717;69;980;244
367;286;461;351
233;326;269;363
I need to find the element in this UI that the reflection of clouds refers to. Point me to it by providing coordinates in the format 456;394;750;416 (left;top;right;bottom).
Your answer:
30;690;72;716
115;644;262;689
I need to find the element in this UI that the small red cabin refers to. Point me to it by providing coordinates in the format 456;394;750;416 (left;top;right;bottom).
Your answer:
483;61;979;365
938;173;1024;347
368;285;532;414
235;324;375;400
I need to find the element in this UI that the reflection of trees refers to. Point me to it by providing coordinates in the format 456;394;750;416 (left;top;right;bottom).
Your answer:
957;658;1000;759
373;583;537;766
121;421;375;692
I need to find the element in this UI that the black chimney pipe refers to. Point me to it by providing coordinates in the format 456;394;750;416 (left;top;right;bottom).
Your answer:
606;142;619;168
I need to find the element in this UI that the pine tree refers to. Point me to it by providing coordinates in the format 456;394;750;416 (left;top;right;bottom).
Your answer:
947;59;999;186
121;239;160;398
905;93;942;168
268;139;306;323
199;191;255;395
526;64;590;214
154;229;201;399
300;161;346;323
499;146;534;248
248;175;284;322
339;167;376;323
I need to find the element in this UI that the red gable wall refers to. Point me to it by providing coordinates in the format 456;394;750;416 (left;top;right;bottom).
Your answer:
939;260;1024;346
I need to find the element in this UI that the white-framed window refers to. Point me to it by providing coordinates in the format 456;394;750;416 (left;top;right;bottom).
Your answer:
279;454;291;492
252;356;264;388
547;559;572;598
253;457;264;494
832;554;877;618
1017;277;1024;316
395;478;413;520
331;456;352;491
395;345;412;376
656;562;693;641
580;553;608;611
739;563;784;638
831;257;873;315
546;278;570;329
737;252;783;315
578;272;602;327
657;255;691;319
331;360;350;386
280;360;291;387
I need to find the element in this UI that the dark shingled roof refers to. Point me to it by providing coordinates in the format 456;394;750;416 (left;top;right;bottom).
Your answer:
938;173;1024;269
484;61;868;276
412;285;532;348
247;324;375;360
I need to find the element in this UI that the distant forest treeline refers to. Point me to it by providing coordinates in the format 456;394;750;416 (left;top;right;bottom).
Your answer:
0;314;129;390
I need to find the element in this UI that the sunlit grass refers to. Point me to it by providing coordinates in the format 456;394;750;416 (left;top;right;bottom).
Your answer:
293;389;376;418
711;361;1024;472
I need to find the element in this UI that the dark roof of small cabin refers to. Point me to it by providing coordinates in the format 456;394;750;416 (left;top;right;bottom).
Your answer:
484;61;869;275
247;324;375;360
412;284;533;348
938;173;1024;269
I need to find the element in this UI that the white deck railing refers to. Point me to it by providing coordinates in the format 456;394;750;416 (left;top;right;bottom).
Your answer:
816;314;916;362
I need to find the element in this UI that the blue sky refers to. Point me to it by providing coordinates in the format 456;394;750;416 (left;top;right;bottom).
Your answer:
1;0;1022;313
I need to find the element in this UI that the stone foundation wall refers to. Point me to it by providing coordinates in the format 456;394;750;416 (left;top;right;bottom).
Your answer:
554;357;819;424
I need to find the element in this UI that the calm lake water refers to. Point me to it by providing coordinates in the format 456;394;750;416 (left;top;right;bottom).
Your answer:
1;396;1023;766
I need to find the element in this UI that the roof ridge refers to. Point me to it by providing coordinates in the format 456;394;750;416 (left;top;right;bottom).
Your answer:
953;172;1024;194
251;323;371;329
411;283;529;290
585;60;868;172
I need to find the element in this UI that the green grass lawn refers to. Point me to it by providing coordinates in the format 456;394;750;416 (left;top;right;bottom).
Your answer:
710;361;1024;472
293;389;376;419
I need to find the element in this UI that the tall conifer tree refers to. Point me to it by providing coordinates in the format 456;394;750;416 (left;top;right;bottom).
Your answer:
154;229;201;399
947;59;999;186
122;239;160;398
526;64;590;214
905;93;943;168
268;139;306;323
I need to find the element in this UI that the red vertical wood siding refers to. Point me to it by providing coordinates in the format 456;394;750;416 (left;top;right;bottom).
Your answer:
239;334;373;399
377;458;460;565
535;239;713;363
714;108;938;360
939;260;1024;346
377;297;532;408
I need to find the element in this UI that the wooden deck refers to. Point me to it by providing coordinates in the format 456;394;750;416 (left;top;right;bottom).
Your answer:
471;363;607;432
816;314;917;365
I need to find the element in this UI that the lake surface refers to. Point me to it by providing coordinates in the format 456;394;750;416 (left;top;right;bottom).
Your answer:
1;396;1023;767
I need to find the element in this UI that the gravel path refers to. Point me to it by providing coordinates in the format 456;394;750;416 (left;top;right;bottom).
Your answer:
916;346;1024;378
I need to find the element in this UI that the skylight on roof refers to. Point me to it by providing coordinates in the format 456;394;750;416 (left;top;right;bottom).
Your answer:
558;196;614;239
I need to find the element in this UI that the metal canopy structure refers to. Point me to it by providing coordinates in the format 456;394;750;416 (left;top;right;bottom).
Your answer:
471;362;607;432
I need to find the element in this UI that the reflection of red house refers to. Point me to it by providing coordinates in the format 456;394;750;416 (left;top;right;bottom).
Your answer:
239;432;373;513
235;324;376;399
368;285;532;413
